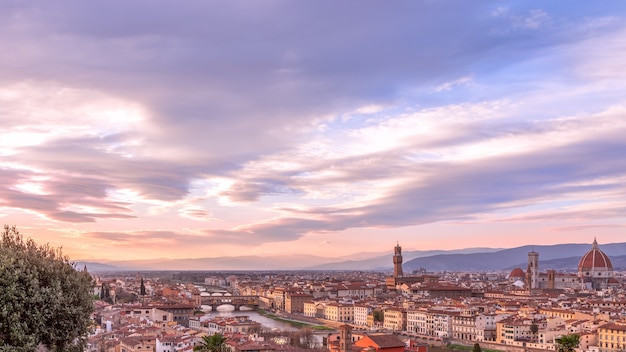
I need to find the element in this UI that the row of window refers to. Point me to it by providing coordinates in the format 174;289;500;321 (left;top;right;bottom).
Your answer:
601;329;626;335
600;334;626;341
601;342;624;349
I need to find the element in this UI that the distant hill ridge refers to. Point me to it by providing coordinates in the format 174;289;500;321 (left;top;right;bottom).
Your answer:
403;242;626;272
77;242;626;272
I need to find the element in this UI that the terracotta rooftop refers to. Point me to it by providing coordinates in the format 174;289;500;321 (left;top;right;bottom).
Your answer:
361;334;406;348
509;268;525;278
578;239;613;271
599;322;626;331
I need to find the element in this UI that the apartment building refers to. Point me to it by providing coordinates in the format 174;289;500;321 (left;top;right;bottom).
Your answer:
285;293;313;314
496;317;536;345
354;304;373;327
324;303;354;323
407;309;428;335
452;312;478;341
430;309;453;338
598;322;626;352
383;308;406;331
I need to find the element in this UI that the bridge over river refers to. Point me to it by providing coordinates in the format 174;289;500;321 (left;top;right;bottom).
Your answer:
200;295;259;311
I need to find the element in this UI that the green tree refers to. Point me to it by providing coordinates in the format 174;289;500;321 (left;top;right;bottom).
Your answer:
555;333;580;352
0;225;94;352
194;333;228;352
530;323;539;335
472;343;482;352
373;309;384;322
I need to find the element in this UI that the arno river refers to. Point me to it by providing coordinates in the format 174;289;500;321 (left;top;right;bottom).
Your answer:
200;305;298;331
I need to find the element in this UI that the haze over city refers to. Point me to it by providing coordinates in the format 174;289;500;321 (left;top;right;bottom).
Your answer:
1;1;626;262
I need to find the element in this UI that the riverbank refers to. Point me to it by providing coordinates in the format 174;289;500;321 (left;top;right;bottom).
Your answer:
255;309;334;331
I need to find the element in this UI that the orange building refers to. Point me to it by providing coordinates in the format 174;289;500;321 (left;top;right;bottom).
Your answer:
407;341;429;352
329;325;407;352
354;334;406;352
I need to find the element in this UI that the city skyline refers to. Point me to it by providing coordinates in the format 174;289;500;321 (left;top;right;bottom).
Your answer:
2;1;626;261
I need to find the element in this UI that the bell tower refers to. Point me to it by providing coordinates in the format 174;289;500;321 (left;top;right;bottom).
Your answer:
526;251;539;290
393;242;403;278
340;324;352;352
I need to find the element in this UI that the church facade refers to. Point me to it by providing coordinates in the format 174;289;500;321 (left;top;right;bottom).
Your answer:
516;239;618;291
578;238;618;290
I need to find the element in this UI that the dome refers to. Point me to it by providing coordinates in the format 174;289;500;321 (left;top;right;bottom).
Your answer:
578;238;613;271
510;268;525;278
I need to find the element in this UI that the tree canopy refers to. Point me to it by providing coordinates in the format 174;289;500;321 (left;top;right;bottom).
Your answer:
555;333;580;352
194;333;227;352
0;225;94;352
530;323;539;335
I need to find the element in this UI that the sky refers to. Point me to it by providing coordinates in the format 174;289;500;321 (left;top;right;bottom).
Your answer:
1;1;626;262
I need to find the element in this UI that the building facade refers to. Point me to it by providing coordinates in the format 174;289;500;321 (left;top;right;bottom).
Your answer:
598;322;626;352
518;239;617;292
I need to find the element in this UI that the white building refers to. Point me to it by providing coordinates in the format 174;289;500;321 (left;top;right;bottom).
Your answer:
354;304;372;327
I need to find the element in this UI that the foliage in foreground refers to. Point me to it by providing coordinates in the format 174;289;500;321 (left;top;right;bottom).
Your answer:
0;225;94;352
194;333;227;352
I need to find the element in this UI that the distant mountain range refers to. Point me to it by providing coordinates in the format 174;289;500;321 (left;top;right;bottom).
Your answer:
77;248;501;272
304;247;501;271
77;242;626;273
403;243;626;272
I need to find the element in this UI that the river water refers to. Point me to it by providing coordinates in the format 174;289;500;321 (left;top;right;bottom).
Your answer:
200;305;297;331
200;305;330;347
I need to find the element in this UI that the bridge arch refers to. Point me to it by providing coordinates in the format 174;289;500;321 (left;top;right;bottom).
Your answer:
200;295;259;312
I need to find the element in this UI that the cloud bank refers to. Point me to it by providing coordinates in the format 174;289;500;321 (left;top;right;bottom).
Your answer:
1;1;626;260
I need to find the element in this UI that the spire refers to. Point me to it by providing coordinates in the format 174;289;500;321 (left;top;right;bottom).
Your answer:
140;277;146;296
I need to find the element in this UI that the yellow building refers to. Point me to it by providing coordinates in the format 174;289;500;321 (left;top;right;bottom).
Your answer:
496;317;534;345
367;313;375;328
540;308;609;323
324;303;354;323
304;301;317;317
383;308;406;331
598;321;626;352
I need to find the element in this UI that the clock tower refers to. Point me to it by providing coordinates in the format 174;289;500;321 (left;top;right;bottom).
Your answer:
393;242;403;278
